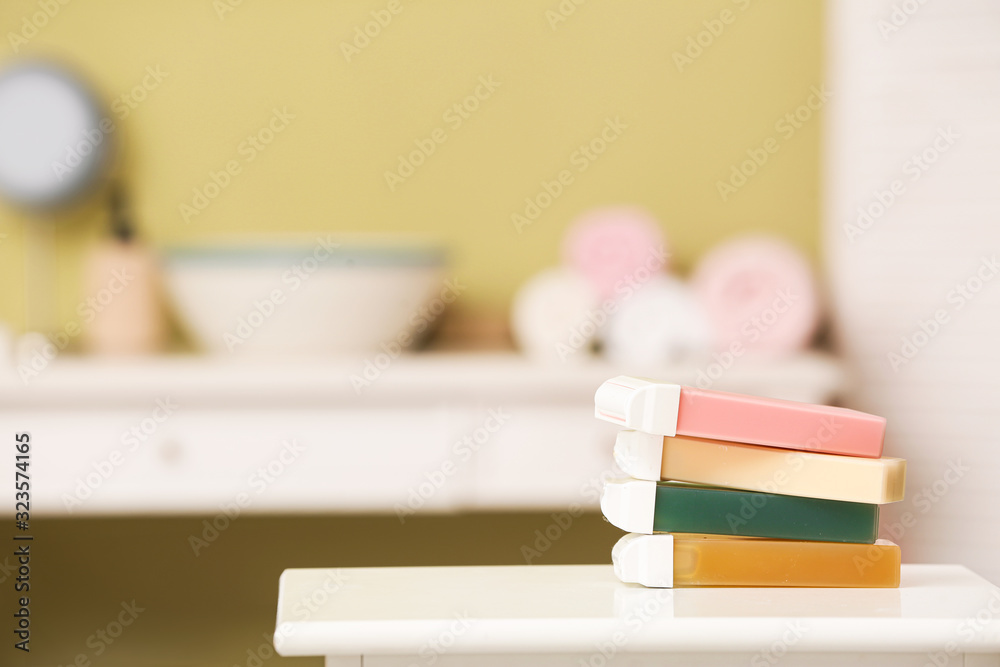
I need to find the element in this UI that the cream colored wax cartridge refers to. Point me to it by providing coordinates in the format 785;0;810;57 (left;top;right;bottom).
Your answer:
615;431;906;504
613;533;901;588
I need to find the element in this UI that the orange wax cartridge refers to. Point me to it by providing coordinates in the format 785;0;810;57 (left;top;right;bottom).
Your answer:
613;533;901;588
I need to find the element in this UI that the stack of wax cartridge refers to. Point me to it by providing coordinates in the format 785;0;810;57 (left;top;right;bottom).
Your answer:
594;376;906;588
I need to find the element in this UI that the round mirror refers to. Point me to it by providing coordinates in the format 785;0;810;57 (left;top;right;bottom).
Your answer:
0;62;110;207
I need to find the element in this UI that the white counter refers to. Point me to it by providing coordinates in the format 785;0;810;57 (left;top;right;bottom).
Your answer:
275;563;1000;666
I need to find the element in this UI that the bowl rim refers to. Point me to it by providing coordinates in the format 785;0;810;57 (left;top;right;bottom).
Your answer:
163;237;447;267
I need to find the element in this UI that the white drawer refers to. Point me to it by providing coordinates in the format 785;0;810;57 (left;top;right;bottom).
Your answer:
19;407;457;515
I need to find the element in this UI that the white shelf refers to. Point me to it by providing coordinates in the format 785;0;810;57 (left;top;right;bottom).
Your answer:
2;350;845;406
1;352;847;516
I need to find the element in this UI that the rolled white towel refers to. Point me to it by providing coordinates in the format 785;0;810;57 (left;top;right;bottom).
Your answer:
511;267;600;364
602;274;712;368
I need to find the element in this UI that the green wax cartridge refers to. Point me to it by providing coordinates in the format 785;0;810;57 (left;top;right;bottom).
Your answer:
601;480;879;544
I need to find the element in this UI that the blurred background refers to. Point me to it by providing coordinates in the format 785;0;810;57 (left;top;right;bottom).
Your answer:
0;0;997;665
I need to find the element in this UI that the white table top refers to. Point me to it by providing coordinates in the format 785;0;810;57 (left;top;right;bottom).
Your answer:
274;564;1000;657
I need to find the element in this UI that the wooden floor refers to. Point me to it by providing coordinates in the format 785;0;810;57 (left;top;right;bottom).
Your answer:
0;512;619;666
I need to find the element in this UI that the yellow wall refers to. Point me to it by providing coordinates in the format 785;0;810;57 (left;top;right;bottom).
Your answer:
0;0;822;332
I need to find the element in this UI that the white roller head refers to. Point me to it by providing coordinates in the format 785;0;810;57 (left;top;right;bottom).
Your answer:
600;478;656;534
612;533;674;588
614;430;664;481
594;375;681;436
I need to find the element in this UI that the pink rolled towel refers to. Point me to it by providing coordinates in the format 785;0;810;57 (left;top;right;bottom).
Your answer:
561;206;669;301
691;236;821;358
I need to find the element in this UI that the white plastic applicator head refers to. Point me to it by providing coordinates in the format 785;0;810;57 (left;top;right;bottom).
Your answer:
612;533;674;588
594;376;681;436
600;478;656;534
614;430;664;481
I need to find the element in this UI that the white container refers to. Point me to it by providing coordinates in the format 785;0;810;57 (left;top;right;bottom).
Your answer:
82;240;166;356
163;238;448;355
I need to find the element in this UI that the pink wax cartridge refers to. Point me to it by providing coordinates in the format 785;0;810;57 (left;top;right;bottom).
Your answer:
594;376;885;457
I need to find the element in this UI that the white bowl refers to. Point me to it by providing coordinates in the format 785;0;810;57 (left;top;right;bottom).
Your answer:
163;239;448;355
